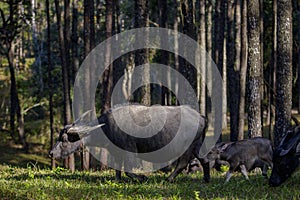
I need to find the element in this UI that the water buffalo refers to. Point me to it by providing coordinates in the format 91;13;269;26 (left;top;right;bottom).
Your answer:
49;104;210;182
205;137;273;182
269;126;300;187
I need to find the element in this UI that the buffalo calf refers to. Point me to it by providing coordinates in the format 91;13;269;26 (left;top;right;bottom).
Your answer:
206;137;273;182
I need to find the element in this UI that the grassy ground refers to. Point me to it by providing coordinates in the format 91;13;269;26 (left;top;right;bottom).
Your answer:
1;121;300;200
0;163;300;199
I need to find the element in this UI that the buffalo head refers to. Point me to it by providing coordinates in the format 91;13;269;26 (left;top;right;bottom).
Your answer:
49;111;104;159
269;127;300;187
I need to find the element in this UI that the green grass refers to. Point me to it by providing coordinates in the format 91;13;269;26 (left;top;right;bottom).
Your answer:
0;164;299;200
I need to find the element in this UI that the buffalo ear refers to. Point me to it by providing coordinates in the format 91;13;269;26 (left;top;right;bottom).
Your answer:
279;137;299;156
296;143;300;157
219;143;231;153
62;133;69;142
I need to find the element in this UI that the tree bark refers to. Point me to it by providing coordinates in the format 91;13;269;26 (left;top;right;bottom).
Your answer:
247;0;262;138
158;0;169;105
259;0;264;135
297;1;300;114
274;0;293;147
173;0;180;105
46;0;55;169
234;0;242;140
199;0;206;115
8;45;27;150
134;0;150;105
227;0;239;141
54;0;74;172
238;0;247;140
71;0;79;82
269;0;277;141
214;0;227;132
206;0;213;119
103;0;114;111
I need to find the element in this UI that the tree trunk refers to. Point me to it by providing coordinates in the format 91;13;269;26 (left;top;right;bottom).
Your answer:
31;0;43;92
227;0;239;141
173;0;180;105
64;0;71;93
199;0;206;115
54;0;74;172
8;44;16;142
134;0;150;105
238;0;247;140
46;0;55;169
206;0;213;119
247;0;262;138
259;0;264;135
269;0;277;141
297;1;300;114
103;0;114;111
71;0;79;82
158;0;168;105
234;0;242;140
274;0;293;147
214;0;227;133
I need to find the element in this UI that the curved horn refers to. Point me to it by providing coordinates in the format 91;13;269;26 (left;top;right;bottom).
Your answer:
67;123;105;136
279;130;293;146
74;110;93;124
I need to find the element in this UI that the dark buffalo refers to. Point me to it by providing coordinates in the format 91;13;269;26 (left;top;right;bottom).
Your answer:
205;137;273;182
269;126;300;187
50;105;210;182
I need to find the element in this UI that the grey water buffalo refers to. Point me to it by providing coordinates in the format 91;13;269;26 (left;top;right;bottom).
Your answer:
205;137;273;182
269;126;300;187
49;104;210;182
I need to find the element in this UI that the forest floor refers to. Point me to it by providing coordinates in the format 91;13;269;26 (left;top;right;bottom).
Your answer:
0;132;300;199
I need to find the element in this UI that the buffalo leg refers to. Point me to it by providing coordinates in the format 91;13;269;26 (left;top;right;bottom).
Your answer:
240;165;249;180
262;164;268;178
199;159;210;183
225;164;237;182
167;156;189;182
116;170;122;181
225;170;233;182
192;149;210;182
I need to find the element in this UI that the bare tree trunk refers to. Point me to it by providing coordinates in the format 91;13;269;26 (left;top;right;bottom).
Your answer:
274;0;293;147
259;0;264;135
173;0;180;105
297;1;300;114
102;0;114;112
227;0;239;141
64;0;71;89
199;0;206;115
46;0;55;169
238;0;247;140
8;45;27;150
269;0;277;141
206;0;213;119
158;0;168;105
247;0;262;138
31;0;43;92
54;0;74;172
134;0;150;105
234;0;242;140
214;0;227;133
71;0;79;82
